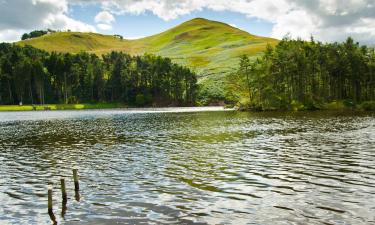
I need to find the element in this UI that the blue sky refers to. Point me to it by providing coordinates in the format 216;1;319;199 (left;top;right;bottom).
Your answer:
70;4;274;39
0;1;374;44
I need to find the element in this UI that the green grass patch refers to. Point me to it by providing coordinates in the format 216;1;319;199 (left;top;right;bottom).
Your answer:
323;101;347;110
0;103;126;111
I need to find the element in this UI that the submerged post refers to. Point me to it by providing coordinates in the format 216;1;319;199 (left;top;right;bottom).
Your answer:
74;189;81;202
73;168;79;191
60;178;67;202
47;185;56;224
60;178;67;218
48;185;53;214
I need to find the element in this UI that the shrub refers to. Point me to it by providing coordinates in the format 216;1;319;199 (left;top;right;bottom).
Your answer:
290;100;304;111
324;101;346;110
360;101;375;111
135;94;145;106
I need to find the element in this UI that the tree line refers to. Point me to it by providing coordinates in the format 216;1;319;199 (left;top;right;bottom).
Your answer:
0;43;197;106
21;29;56;40
228;37;375;110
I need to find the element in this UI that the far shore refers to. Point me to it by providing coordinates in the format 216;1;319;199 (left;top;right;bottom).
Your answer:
0;104;233;112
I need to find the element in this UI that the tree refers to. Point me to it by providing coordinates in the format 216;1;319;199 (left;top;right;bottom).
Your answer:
21;33;30;40
239;55;252;104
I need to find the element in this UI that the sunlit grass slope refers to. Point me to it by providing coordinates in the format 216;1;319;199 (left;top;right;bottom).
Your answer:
18;18;278;78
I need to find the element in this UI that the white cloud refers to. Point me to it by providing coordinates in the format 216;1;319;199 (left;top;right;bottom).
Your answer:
95;11;115;30
0;29;24;43
2;0;375;44
95;11;115;24
70;0;375;44
97;23;112;31
271;8;318;40
0;0;95;42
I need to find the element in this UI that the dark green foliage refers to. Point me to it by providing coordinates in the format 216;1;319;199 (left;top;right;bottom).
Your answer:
21;33;30;41
114;35;124;40
21;30;51;40
0;43;197;106
229;37;375;110
197;81;225;105
360;101;375;111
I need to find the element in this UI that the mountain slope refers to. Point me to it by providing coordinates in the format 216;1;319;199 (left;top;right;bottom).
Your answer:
18;18;278;78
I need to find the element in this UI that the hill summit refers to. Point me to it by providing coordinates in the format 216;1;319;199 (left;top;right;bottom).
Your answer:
18;18;278;78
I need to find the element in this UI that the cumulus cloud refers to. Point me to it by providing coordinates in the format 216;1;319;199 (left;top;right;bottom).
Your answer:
95;11;115;24
95;11;115;30
0;29;23;43
70;0;375;44
97;23;112;31
1;0;375;44
0;0;95;42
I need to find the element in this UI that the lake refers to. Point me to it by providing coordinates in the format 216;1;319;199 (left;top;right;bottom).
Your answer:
0;108;374;225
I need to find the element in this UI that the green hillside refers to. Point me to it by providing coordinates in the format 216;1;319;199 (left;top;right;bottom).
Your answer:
18;18;278;79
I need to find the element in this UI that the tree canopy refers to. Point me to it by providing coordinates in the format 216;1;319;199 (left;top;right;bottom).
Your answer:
227;37;375;110
0;44;197;106
21;30;54;40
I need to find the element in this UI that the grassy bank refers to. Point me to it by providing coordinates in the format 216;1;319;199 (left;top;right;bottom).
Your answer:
0;103;127;111
236;100;375;112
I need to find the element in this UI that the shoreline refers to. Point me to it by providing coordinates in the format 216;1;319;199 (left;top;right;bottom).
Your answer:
0;104;232;112
1;104;373;112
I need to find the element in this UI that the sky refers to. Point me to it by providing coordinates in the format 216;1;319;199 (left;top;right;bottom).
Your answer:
0;0;375;44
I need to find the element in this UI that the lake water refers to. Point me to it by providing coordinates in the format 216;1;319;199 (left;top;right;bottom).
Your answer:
0;108;374;225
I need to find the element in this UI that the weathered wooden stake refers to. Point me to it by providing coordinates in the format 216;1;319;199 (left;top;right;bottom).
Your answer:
74;190;81;202
61;199;67;219
73;168;79;191
48;185;53;214
60;178;67;202
48;185;56;224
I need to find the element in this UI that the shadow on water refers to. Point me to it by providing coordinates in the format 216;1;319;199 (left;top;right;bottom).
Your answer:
48;210;57;225
61;199;67;219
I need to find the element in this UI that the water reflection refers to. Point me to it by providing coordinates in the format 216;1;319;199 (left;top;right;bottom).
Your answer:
0;110;374;224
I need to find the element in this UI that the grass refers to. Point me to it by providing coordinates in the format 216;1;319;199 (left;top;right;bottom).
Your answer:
0;103;126;111
18;18;278;79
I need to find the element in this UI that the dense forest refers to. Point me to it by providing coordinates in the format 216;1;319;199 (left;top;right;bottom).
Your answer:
227;37;375;110
0;44;197;106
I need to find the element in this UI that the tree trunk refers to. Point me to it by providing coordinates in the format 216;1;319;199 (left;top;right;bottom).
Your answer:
245;66;251;104
64;73;68;104
29;82;34;105
7;80;13;104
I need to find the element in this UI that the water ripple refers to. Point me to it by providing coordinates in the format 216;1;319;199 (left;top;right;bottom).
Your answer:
0;110;374;224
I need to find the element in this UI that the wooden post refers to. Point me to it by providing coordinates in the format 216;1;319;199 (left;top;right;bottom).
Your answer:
47;185;56;223
48;185;53;214
74;190;81;202
60;178;67;202
73;169;79;191
61;178;67;218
